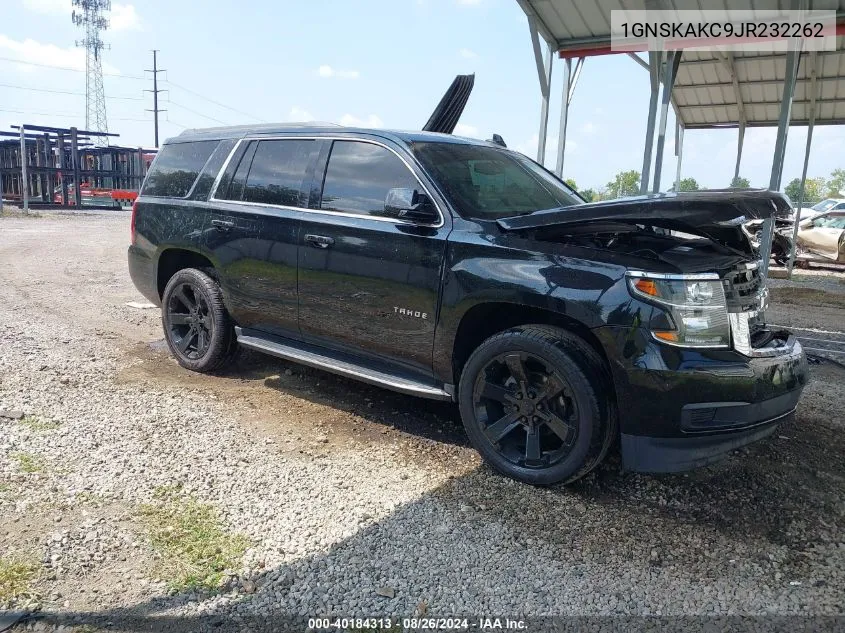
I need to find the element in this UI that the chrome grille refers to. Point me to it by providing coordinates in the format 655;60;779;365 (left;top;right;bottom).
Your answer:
723;262;764;313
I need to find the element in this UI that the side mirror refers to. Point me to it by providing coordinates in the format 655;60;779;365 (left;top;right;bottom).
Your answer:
384;188;438;224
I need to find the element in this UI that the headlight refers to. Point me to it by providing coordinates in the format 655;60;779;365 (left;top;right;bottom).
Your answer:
627;272;730;348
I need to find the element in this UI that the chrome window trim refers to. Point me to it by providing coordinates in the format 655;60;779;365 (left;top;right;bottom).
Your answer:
208;135;445;228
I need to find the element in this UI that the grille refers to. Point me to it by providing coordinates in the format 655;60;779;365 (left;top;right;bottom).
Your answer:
723;263;764;312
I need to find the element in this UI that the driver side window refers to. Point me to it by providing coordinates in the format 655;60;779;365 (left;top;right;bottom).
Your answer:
320;141;418;218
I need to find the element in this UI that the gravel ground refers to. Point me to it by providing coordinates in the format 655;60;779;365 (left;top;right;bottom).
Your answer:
0;213;843;628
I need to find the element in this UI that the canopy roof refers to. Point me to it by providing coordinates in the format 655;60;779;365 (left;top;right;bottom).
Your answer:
517;0;845;128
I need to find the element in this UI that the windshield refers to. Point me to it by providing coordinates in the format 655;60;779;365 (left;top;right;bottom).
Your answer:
812;199;839;212
410;141;583;220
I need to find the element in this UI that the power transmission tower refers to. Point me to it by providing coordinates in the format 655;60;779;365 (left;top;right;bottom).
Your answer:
72;0;111;146
145;50;166;148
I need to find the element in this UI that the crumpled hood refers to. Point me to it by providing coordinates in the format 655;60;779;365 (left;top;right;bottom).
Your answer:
496;189;791;232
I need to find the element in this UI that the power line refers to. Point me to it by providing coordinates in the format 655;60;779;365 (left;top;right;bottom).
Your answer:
164;79;267;123
0;55;145;79
0;55;266;124
167;99;229;125
0;82;145;100
0;107;149;122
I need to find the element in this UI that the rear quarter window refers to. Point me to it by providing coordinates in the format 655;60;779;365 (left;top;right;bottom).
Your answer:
141;140;219;198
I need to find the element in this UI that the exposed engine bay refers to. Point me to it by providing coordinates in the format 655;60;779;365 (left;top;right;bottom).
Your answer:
529;220;751;273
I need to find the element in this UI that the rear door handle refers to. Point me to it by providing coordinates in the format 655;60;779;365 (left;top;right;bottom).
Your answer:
304;234;335;248
211;219;235;231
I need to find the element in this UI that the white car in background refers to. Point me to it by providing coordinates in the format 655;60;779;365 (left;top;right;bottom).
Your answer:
794;198;845;221
795;211;845;263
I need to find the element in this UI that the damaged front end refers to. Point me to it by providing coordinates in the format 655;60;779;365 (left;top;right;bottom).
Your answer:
497;189;796;358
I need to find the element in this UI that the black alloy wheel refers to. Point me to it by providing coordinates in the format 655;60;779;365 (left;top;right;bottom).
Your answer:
167;281;214;360
458;325;614;485
472;351;578;469
161;267;238;373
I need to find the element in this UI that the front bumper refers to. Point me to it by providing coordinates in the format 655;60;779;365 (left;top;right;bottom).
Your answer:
594;326;808;473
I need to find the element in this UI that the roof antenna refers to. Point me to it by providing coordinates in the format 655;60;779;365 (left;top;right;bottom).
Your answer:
488;134;507;147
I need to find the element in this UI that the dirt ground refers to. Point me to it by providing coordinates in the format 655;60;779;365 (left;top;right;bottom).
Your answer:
1;211;843;628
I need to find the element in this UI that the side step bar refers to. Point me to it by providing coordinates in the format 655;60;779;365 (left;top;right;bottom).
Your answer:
235;328;454;401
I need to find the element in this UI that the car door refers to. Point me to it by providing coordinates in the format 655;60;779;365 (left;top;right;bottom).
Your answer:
798;213;845;260
205;138;317;335
297;137;450;376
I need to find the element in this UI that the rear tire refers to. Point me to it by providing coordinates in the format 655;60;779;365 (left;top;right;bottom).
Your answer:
458;325;615;486
161;267;238;373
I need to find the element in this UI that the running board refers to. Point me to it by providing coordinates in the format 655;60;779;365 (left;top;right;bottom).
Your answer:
235;328;454;401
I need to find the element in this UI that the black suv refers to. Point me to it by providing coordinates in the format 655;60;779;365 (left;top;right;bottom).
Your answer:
128;124;808;485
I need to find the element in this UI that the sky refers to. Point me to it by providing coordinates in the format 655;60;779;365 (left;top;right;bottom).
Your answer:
3;0;845;193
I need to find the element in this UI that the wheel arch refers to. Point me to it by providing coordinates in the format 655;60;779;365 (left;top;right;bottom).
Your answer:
156;248;215;299
446;301;611;388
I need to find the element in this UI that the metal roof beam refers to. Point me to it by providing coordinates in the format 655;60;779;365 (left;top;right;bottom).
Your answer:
677;50;841;69
674;76;843;91
679;96;842;109
684;117;845;129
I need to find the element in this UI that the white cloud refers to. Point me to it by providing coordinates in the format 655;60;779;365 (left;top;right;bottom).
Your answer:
288;106;313;122
457;0;482;5
454;123;479;138
581;122;597;135
317;65;360;79
0;34;121;74
110;3;140;31
459;48;478;59
339;113;383;128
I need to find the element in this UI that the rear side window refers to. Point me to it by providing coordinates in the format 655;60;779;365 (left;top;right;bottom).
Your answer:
242;140;315;207
217;142;258;202
320;141;418;217
190;139;237;200
141;140;219;198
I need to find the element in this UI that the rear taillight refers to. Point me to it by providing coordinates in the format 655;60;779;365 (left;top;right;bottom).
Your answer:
130;200;138;245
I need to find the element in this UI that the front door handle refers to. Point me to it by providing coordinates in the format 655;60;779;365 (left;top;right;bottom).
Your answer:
304;234;335;248
211;219;235;231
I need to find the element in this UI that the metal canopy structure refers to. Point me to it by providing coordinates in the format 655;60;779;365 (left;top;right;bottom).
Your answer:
517;0;845;277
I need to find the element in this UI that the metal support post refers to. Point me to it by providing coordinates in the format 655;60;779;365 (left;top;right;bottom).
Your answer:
674;121;685;192
788;51;819;277
555;57;572;178
57;134;68;206
735;123;745;180
20;126;29;213
528;16;553;165
653;51;681;193
762;40;802;277
71;127;82;207
640;51;661;194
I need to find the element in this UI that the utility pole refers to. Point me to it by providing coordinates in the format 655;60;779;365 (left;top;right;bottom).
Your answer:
145;50;166;148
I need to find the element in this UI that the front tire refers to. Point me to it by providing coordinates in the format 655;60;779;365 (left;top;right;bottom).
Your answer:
161;267;237;373
458;325;615;486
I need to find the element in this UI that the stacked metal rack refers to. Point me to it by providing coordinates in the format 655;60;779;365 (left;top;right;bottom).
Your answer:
0;123;154;211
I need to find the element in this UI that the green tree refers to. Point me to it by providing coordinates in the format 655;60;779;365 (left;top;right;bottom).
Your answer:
564;178;578;190
730;176;750;188
825;168;845;197
677;177;700;192
785;177;826;205
579;188;596;202
605;170;640;199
